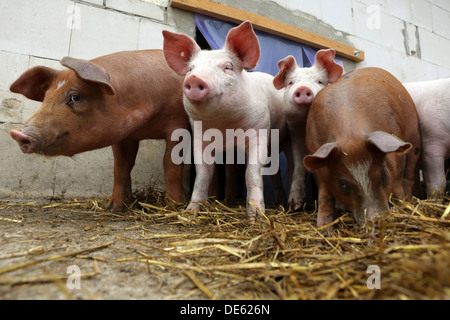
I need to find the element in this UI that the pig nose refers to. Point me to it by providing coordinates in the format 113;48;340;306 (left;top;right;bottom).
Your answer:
183;76;210;102
293;86;314;105
10;129;37;154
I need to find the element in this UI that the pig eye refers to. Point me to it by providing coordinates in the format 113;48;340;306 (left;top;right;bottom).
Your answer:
380;168;389;186
318;80;325;85
288;80;294;86
338;179;352;195
224;63;233;72
67;94;81;107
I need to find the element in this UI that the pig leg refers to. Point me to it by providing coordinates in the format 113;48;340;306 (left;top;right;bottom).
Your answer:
422;146;447;198
108;139;139;212
402;145;421;199
288;128;307;210
163;138;186;203
245;140;267;222
186;162;215;211
245;163;265;222
316;184;336;227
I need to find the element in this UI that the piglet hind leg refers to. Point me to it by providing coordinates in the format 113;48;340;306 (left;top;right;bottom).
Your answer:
423;149;447;198
245;163;266;223
185;162;215;212
107;139;139;213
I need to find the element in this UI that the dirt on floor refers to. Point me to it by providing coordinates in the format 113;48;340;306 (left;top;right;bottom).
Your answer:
0;192;449;300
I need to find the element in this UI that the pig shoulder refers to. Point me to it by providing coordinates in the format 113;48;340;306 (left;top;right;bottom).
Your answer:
246;71;285;130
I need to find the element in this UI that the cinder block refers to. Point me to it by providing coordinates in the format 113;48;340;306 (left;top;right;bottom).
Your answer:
431;5;450;39
285;0;321;19
69;3;140;60
53;148;115;199
0;123;57;199
410;0;433;31
418;28;447;66
385;0;412;23
84;0;104;6
0;51;29;92
138;19;177;50
106;0;165;21
320;0;354;34
0;90;23;124
0;0;72;59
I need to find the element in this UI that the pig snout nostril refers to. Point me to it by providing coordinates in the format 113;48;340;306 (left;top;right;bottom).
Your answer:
183;77;210;101
20;138;31;147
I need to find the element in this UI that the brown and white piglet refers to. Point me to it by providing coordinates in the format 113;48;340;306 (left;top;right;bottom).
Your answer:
304;67;421;226
9;50;189;212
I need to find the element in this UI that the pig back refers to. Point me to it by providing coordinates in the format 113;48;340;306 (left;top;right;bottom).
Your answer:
306;67;420;151
90;50;186;138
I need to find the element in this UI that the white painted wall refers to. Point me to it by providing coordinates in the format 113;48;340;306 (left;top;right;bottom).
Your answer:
274;0;450;80
0;0;179;200
0;0;449;201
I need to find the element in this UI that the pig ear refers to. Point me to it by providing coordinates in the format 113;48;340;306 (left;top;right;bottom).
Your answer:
314;49;343;83
273;56;297;90
60;57;115;95
10;66;59;102
304;142;339;171
163;30;201;76
367;131;413;154
225;20;260;70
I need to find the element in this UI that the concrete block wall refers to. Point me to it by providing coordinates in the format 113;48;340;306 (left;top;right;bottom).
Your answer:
0;0;192;201
274;0;450;81
0;0;449;202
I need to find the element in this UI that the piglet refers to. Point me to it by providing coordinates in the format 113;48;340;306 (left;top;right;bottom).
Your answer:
304;67;421;226
163;21;286;221
403;78;450;197
9;50;189;212
273;49;343;210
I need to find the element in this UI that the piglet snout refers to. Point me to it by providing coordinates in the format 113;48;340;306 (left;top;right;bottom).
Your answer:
293;86;314;105
183;75;210;102
10;129;38;154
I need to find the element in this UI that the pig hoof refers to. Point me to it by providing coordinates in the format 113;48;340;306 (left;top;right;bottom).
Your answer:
185;202;201;212
289;200;305;212
317;215;335;227
106;200;126;213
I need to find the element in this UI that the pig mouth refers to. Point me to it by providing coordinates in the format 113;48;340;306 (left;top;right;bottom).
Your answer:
10;129;70;156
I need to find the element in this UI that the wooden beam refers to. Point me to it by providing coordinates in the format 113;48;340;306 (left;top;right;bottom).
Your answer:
170;0;364;62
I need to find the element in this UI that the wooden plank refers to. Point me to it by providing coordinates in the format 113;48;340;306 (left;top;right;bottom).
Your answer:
170;0;364;62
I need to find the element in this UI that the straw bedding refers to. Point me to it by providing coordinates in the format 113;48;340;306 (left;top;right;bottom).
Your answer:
0;188;448;300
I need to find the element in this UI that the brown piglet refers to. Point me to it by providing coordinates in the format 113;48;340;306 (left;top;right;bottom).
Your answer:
304;67;421;226
9;50;189;212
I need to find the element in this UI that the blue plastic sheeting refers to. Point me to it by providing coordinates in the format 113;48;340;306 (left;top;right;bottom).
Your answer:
195;13;306;74
195;13;343;71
